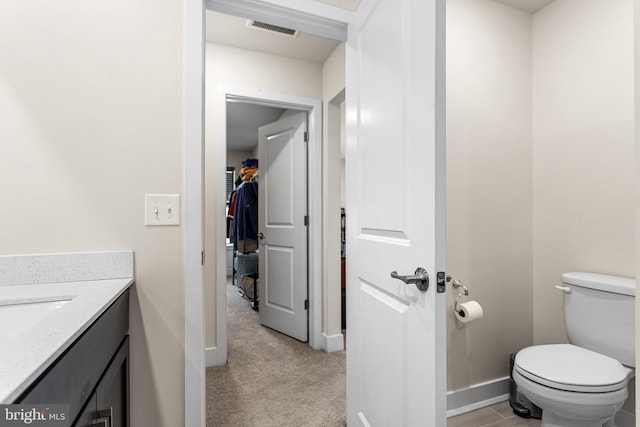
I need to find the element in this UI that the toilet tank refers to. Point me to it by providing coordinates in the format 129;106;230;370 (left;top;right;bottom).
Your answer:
561;272;636;367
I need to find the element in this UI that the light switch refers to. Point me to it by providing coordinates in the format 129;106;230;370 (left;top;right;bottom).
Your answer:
145;194;180;226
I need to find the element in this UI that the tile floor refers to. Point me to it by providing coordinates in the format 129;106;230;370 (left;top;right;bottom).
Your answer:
448;401;541;427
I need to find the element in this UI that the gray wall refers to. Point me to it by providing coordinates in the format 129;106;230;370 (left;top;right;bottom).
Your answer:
532;0;635;411
447;0;533;391
447;1;635;416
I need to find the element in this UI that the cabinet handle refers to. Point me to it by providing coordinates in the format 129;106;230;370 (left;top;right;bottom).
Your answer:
92;407;113;427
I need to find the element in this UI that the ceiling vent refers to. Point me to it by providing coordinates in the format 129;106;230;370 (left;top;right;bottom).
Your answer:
247;20;299;38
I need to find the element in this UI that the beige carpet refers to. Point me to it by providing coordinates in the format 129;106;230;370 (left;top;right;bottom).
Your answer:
206;281;346;427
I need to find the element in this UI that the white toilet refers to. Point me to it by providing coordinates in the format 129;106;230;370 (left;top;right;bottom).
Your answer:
513;272;635;427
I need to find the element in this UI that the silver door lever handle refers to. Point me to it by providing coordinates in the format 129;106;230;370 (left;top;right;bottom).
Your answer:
390;268;429;292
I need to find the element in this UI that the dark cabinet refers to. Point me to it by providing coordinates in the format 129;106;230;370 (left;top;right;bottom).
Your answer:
75;393;96;427
17;289;130;427
95;337;129;427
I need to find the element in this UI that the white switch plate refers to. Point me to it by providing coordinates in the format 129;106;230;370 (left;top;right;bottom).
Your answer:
145;194;180;226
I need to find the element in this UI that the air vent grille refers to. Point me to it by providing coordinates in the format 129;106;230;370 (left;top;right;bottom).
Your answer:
247;20;299;38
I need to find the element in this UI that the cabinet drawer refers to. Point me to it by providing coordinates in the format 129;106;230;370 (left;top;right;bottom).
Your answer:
17;290;129;425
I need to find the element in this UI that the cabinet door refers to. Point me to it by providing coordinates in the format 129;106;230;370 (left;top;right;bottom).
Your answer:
95;337;129;427
73;393;96;427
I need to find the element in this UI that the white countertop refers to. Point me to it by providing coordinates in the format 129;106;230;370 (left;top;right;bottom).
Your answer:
0;251;134;403
0;278;133;403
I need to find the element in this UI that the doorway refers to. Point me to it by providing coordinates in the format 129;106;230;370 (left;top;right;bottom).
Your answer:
224;100;310;344
202;8;349;424
208;88;324;366
203;8;346;366
225;101;284;313
207;88;344;422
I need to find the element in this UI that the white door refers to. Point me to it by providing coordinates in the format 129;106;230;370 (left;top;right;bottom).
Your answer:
258;112;308;342
345;0;446;425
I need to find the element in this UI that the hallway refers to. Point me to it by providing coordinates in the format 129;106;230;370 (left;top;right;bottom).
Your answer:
206;281;346;426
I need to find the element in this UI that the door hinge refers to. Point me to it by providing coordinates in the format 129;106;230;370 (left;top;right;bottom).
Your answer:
304;299;309;310
201;251;205;266
304;131;309;142
436;272;446;293
304;215;309;226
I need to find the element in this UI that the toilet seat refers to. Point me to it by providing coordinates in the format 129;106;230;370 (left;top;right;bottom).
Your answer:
515;344;630;393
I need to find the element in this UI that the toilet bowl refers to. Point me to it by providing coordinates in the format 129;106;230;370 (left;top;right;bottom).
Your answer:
513;344;633;427
511;272;635;427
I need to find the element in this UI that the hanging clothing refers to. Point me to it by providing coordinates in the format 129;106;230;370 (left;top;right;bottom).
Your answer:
240;166;258;182
229;158;260;253
228;191;238;219
233;181;258;253
227;190;238;239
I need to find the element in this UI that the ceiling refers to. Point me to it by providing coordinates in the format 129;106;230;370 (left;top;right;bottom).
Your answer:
207;6;345;153
226;102;285;152
314;0;360;10
494;0;556;13
207;0;557;65
216;0;556;153
206;11;341;64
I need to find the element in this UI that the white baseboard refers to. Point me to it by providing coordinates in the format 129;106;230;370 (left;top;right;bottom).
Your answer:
446;377;636;427
446;377;510;418
205;346;227;367
322;332;345;353
615;409;635;427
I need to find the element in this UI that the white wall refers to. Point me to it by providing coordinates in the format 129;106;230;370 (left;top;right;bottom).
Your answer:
532;0;635;346
0;1;185;425
322;43;346;341
635;0;640;414
446;0;533;391
448;0;636;411
532;0;636;413
205;43;323;349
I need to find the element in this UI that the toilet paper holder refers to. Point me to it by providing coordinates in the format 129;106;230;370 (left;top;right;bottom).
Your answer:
446;274;469;314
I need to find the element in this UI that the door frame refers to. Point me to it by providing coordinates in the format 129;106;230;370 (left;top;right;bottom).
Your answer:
210;88;322;367
185;1;352;426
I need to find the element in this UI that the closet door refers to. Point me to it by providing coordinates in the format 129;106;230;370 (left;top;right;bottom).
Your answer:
258;111;308;342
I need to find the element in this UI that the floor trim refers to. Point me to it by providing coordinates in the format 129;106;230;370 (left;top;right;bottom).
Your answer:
446;377;636;427
322;333;345;353
615;409;635;427
205;347;226;368
446;377;510;418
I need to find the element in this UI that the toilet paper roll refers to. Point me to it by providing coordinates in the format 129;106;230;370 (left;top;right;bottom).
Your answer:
455;300;483;323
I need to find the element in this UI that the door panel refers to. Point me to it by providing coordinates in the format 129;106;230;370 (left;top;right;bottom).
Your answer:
360;282;408;427
264;245;295;311
265;131;294;225
258;112;308;342
346;0;446;425
359;0;406;234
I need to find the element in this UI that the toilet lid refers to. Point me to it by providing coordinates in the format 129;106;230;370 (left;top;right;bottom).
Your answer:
515;344;630;393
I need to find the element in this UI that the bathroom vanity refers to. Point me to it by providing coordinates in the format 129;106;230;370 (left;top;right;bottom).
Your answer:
17;290;129;426
0;251;134;427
